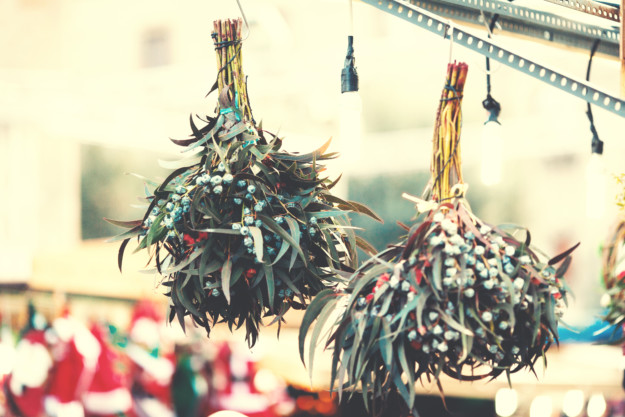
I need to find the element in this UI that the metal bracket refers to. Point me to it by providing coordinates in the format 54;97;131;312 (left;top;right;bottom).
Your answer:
428;0;619;45
543;0;620;23
403;0;620;57
362;0;625;118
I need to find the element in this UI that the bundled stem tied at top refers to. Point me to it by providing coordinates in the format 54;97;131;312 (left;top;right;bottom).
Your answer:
107;18;381;348
601;218;625;335
299;60;578;417
213;19;253;123
431;62;468;202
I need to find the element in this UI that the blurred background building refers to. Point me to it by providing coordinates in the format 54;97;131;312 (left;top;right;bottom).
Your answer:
1;0;625;416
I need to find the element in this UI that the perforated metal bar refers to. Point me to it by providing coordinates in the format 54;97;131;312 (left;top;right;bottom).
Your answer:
405;0;620;57
543;0;620;23
619;0;625;97
363;0;625;118
419;0;619;44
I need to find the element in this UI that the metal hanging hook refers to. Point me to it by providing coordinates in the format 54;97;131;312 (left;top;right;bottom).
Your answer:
445;21;455;63
235;0;251;40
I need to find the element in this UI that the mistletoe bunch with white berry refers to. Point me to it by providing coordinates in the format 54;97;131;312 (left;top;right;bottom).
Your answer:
107;19;379;347
299;62;578;416
300;197;577;413
601;215;625;339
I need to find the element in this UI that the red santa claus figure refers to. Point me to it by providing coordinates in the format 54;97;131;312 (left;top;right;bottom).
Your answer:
125;300;175;417
210;342;293;417
82;323;132;417
3;328;53;417
43;307;101;417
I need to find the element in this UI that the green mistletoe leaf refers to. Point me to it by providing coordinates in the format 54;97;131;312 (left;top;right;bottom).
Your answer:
221;257;232;304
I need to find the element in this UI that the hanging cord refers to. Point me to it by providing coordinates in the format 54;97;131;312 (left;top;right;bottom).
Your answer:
342;0;358;93
347;0;354;36
483;14;501;120
586;39;603;155
485;15;498;95
446;21;455;64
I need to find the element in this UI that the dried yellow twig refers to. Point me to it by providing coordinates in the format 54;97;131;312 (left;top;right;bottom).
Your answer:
431;62;468;202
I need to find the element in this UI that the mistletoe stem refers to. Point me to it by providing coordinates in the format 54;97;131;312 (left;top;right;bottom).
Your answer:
431;62;468;202
212;19;253;122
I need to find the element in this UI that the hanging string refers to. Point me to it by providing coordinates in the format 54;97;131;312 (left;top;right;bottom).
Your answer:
586;39;603;154
341;0;359;94
446;21;455;64
347;0;354;36
484;14;499;97
482;14;502;129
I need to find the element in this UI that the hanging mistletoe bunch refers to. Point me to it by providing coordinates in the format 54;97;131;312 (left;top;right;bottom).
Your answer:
108;19;379;347
300;62;578;415
601;216;625;336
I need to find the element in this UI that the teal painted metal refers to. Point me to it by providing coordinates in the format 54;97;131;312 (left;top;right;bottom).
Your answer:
362;0;625;118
